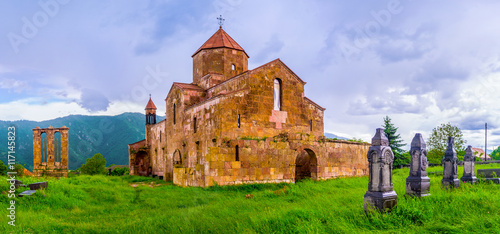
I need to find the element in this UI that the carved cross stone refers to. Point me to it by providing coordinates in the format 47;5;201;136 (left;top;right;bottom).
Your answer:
364;128;397;213
269;110;287;129
442;137;459;188
405;133;430;197
460;145;477;184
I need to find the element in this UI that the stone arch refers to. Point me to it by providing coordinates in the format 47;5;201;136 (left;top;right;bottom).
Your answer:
295;148;318;181
173;149;182;167
135;151;149;176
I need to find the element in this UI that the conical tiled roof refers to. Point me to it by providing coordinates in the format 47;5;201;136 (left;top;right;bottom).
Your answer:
145;97;157;110
192;27;248;57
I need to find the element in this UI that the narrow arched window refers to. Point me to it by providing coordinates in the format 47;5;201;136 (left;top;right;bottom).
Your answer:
193;117;197;133
41;132;47;163
232;64;236;70
235;145;239;161
173;104;176;125
274;79;282;111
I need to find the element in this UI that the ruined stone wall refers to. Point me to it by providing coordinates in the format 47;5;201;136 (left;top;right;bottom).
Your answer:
33;126;69;177
146;120;167;179
318;140;369;179
173;138;369;187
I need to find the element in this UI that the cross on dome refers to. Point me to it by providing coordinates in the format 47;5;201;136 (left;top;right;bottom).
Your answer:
217;15;225;28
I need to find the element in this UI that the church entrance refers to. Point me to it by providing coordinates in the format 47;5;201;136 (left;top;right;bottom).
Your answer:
295;148;317;181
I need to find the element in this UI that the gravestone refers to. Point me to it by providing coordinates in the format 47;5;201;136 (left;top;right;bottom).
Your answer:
460;146;477;184
29;181;48;190
442;137;459;188
364;128;397;213
406;133;430;197
18;190;37;197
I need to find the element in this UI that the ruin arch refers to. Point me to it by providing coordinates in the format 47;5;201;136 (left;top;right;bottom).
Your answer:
173;149;182;167
295;148;317;181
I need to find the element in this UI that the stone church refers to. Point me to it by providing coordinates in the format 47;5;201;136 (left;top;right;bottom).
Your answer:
128;26;369;187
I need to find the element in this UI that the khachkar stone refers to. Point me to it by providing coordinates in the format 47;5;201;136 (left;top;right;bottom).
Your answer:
460;146;477;184
405;133;430;197
364;128;397;213
441;137;459;188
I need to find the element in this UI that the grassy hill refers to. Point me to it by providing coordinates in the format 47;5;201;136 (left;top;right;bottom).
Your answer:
1;164;499;233
0;113;164;170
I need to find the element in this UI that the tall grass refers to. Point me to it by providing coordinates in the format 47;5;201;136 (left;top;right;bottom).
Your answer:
1;164;499;233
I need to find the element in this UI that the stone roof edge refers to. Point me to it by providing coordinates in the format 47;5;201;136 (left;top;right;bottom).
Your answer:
206;71;249;92
274;59;306;85
184;87;250;111
304;97;325;111
206;58;307;93
192;46;248;58
128;139;146;146
165;82;206;101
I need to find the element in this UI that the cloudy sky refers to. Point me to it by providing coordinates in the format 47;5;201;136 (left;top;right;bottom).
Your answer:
1;0;500;149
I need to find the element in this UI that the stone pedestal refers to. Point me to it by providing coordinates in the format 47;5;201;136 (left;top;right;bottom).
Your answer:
460;146;477;184
406;133;430;197
364;128;397;213
442;137;459;188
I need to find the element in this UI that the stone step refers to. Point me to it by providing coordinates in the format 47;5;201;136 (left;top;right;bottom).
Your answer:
18;190;37;197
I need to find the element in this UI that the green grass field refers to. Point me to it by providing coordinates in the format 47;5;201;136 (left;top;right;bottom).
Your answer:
1;164;499;233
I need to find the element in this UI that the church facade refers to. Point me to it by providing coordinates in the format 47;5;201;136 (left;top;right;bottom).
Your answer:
128;27;369;187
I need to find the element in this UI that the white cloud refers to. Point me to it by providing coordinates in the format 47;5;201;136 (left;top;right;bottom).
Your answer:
1;1;500;150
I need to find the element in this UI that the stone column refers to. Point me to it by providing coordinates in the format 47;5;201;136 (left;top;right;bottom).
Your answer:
46;127;55;165
33;127;41;166
460;145;476;184
442;137;459;188
60;127;69;170
364;128;397;213
406;133;430;197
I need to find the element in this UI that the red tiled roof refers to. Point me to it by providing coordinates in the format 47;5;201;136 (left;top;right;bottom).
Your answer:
173;82;205;91
471;147;491;158
192;27;248;57
145;98;157;110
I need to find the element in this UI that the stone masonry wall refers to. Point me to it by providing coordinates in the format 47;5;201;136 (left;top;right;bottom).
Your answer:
173;137;369;187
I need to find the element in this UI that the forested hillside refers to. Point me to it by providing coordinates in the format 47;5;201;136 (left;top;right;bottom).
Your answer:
0;113;164;170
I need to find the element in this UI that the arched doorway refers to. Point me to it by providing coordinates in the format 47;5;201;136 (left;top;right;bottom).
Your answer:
295;148;317;181
135;151;149;176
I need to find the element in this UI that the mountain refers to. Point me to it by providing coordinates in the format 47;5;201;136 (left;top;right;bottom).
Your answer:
0;113;164;170
324;132;350;140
